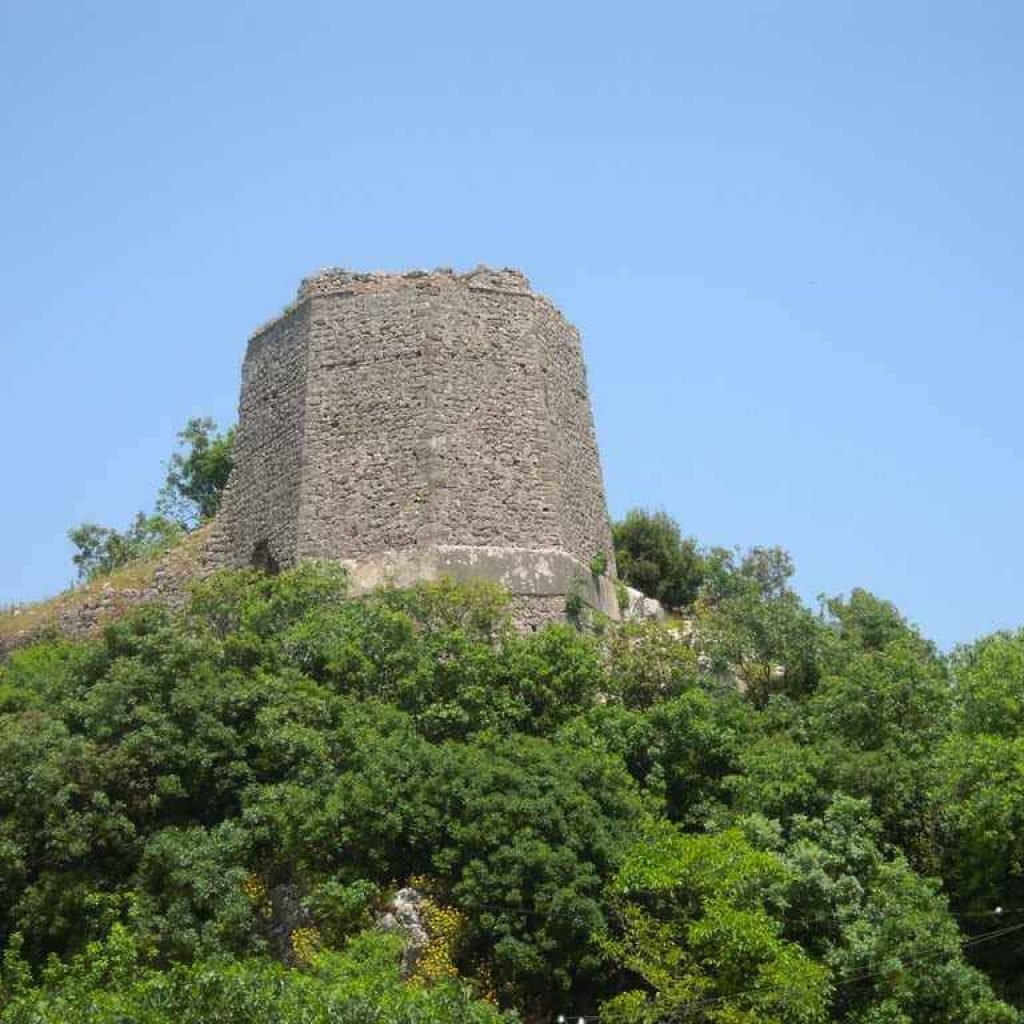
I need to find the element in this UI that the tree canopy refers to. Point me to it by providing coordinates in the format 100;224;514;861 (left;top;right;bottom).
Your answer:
612;508;705;609
7;501;1024;1022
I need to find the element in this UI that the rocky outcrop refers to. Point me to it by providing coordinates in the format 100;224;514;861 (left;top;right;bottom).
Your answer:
267;883;316;964
622;584;666;622
377;887;430;979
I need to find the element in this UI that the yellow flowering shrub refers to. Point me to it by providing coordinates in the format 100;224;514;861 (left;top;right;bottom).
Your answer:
241;874;271;919
290;926;323;966
403;879;465;987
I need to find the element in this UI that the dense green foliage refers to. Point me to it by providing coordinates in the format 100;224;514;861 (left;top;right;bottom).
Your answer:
612;508;706;609
0;928;506;1023
6;514;1024;1022
68;418;234;580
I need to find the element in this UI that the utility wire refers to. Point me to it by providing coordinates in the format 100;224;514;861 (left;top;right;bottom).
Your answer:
552;916;1024;1023
685;918;1024;1014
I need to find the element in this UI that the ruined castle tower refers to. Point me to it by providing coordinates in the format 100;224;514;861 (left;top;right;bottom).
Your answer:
216;266;621;625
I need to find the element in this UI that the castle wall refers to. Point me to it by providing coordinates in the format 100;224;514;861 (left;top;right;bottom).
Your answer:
218;267;619;621
411;275;562;551
298;286;434;560
220;304;310;570
533;300;617;574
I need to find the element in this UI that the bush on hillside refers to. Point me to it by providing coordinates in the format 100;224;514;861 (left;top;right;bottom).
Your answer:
612;508;704;609
0;561;1020;1022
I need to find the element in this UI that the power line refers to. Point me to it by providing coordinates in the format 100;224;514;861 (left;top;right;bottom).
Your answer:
464;901;1024;924
551;917;1024;1023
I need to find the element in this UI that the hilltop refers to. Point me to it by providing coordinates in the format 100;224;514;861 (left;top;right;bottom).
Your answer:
2;529;1024;1022
2;291;1023;1022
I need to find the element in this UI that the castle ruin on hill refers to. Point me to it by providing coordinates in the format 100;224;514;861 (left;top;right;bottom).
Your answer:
215;266;625;627
0;265;652;655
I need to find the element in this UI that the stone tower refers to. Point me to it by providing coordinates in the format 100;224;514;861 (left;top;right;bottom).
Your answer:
216;266;621;625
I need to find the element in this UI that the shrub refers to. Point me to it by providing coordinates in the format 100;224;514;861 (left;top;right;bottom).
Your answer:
612;509;704;609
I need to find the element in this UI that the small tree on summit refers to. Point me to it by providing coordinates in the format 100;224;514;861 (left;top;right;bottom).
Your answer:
68;513;185;582
68;418;235;582
157;417;235;528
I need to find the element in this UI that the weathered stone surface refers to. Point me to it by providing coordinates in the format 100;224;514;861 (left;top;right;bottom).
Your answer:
377;887;430;978
622;585;666;622
217;265;621;624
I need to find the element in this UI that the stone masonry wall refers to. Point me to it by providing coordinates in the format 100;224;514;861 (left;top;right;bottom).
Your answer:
216;266;619;621
221;303;311;572
534;299;618;576
416;273;561;553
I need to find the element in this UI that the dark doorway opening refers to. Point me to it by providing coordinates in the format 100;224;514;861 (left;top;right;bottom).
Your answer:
251;540;280;576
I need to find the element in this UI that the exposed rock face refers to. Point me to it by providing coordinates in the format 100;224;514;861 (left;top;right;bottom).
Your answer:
267;883;315;964
216;266;622;625
623;585;666;622
377;887;430;978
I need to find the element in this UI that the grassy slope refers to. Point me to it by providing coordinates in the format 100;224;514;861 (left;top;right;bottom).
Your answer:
0;527;210;651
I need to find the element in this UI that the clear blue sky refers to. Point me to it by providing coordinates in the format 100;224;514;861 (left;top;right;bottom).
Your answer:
1;1;1022;650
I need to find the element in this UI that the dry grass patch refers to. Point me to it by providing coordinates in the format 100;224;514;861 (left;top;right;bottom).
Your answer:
0;527;211;652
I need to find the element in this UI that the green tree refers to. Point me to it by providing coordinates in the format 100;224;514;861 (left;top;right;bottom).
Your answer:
777;796;1016;1024
0;927;509;1024
68;512;183;581
825;588;926;655
66;416;232;581
603;620;699;710
612;509;705;609
601;824;830;1024
434;736;646;1012
939;632;1024;944
697;546;825;706
158;417;235;528
807;635;951;865
951;629;1024;738
8;556;1024;1021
